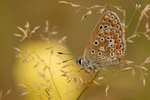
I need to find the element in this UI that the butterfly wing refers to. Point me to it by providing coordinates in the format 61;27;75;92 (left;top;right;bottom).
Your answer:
83;11;125;69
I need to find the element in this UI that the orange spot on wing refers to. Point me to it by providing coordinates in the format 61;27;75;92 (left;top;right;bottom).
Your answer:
117;55;120;58
114;35;117;39
108;19;112;22
111;22;116;26
116;45;121;50
104;31;108;35
99;33;103;36
115;39;119;44
110;32;114;35
109;19;112;22
116;51;121;58
104;17;108;20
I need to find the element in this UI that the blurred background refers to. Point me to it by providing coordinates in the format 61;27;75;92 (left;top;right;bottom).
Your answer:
0;0;150;100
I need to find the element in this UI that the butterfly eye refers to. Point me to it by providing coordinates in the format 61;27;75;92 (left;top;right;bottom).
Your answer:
94;40;99;46
116;24;120;29
77;57;83;66
91;49;95;54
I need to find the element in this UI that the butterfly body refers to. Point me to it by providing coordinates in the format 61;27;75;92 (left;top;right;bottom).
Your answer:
77;11;126;72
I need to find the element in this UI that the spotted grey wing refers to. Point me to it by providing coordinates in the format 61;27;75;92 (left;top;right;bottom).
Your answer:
83;11;125;68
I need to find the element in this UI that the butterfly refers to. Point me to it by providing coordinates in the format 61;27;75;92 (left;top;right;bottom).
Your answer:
77;11;126;73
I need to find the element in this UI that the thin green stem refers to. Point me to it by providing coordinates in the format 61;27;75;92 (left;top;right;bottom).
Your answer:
48;48;62;100
76;71;99;100
126;0;150;32
126;7;137;28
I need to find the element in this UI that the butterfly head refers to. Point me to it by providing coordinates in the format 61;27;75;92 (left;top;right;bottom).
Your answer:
76;57;84;67
77;57;94;73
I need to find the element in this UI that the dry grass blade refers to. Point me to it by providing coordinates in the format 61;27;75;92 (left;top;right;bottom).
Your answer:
126;34;137;43
97;77;104;80
0;90;2;100
81;10;92;21
67;79;72;83
37;84;41;90
25;22;30;29
21;92;30;96
140;66;148;71
105;84;109;97
38;72;46;79
14;47;23;53
121;67;132;72
90;5;103;9
143;56;150;64
17;27;25;33
59;1;81;8
143;77;146;86
18;84;27;89
124;60;134;65
79;77;83;85
14;33;23;37
0;89;12;100
5;89;11;96
61;64;70;68
146;22;150;32
141;4;150;19
93;80;100;85
131;69;135;77
97;8;105;14
57;58;75;65
59;36;67;43
32;26;40;33
73;78;77;83
61;73;68;77
34;62;39;68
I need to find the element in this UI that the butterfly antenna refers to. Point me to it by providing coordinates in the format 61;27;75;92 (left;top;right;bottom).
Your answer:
57;58;76;65
56;51;79;65
57;51;79;59
57;51;72;55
